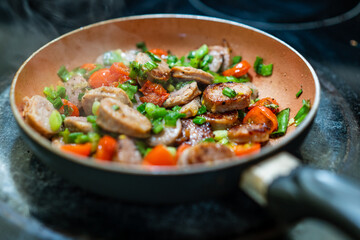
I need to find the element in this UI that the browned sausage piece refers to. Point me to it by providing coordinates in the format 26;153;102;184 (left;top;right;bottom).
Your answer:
64;75;89;108
228;123;270;143
208;45;231;72
135;52;170;85
179;97;201;118
178;142;235;165
202;82;252;113
201;110;238;130
175;119;213;146
96;98;151;138
163;82;201;108
171;66;214;85
113;135;142;164
23;95;58;137
242;82;259;101
147;119;182;147
81;86;132;116
64;116;93;133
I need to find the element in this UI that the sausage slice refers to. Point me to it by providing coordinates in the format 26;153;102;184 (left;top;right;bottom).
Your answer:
64;116;93;133
175;119;213;146
147;119;182;147
179;97;201;118
113;135;142;164
208;45;231;72
22;95;58;137
96;98;151;138
201;110;238;130
178;142;235;165
81;86;132;115
171;66;214;85
64;75;89;108
228;123;270;143
202;82;252;113
135;52;170;84
163;82;201;108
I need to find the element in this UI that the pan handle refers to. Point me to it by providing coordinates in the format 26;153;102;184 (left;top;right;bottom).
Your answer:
268;166;360;239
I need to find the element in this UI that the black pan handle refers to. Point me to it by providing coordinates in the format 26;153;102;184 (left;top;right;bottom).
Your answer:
268;167;360;239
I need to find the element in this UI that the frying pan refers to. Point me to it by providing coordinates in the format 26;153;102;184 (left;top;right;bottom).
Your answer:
9;15;360;238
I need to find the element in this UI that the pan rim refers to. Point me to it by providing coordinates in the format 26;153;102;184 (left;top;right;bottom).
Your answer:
10;13;321;176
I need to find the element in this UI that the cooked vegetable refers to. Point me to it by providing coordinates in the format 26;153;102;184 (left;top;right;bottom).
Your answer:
139;80;169;106
59;99;79;117
143;145;176;166
222;87;237;98
249;97;280;114
24;41;287;167
60;142;92;157
49;110;62;132
254;56;273;76
232;143;261;156
149;48;168;58
222;60;251;78
294;99;311;126
94;135;117;161
296;88;303;98
136;41;147;52
271;108;290;137
57;66;72;82
193;116;206;125
243;106;278;133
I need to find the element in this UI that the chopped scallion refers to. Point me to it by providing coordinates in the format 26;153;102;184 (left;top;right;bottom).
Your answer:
193;116;206;125
136;41;147;52
52;97;63;109
197;105;207;115
146;51;161;62
296;89;303;98
254;56;273;76
271;108;290;137
57;66;72;82
92;101;100;116
112;105;120;111
294;99;311;126
222;87;237;98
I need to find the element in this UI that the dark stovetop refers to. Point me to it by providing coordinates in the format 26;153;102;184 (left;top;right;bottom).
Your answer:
0;0;359;239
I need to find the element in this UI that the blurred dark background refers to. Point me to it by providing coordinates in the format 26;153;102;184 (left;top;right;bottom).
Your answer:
0;0;359;239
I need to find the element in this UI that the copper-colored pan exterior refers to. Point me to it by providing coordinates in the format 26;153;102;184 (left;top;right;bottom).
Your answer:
10;15;320;202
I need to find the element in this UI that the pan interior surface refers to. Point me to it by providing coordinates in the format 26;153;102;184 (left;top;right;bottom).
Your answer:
10;15;319;175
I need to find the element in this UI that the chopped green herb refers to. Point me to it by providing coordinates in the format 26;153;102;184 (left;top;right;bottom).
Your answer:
222;87;237;98
152;118;164;134
146;51;161;62
86;115;97;123
72;67;87;76
137;102;147;114
193;116;206;125
136;41;147;52
63;105;73;116
112;105;120;111
195;44;209;59
271;108;290;137
231;56;242;67
88;132;100;152
294;99;311;126
200;54;213;71
78;92;85;101
175;80;193;90
264;104;279;110
57;66;73;82
219;138;229;145
187;50;196;59
56;86;66;99
211;72;250;83
167;55;178;68
213;130;228;141
164;111;186;127
52;97;63;109
238;110;246;121
254;56;273;76
59;128;70;143
254;98;260;103
75;134;90;144
118;82;138;103
201;137;215;143
172;105;182;112
197;105;207;115
296;89;303;98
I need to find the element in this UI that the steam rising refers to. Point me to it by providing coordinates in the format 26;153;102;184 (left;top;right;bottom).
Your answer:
0;0;125;86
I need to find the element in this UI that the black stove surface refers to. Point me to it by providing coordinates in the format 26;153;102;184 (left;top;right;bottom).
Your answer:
0;0;359;239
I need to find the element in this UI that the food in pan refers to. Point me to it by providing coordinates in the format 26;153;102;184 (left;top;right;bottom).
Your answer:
22;42;310;166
